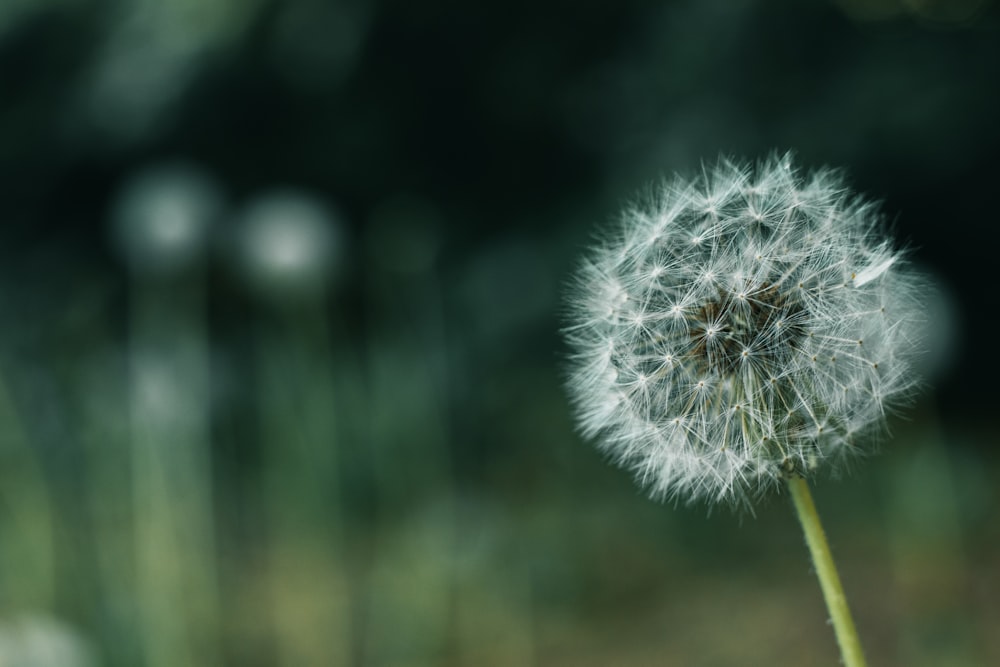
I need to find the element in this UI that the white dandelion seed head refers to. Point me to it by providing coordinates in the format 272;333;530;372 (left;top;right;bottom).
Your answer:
232;189;344;297
110;162;223;275
563;153;927;507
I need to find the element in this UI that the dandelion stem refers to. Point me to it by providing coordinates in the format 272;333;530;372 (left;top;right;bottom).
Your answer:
787;475;868;667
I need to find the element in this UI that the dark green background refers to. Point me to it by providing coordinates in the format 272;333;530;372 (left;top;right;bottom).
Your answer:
0;1;996;665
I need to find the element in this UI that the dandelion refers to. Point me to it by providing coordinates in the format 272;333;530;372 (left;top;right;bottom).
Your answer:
110;162;223;275
229;189;344;300
563;153;926;667
227;188;351;665
109;161;223;667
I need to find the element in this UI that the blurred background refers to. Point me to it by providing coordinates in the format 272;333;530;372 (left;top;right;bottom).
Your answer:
1;0;998;665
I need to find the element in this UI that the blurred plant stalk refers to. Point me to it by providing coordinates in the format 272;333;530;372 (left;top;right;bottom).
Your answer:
66;285;139;665
128;272;220;667
362;216;466;664
0;371;56;610
254;293;350;666
885;411;976;666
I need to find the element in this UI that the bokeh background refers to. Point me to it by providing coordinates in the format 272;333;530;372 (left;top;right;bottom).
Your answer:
1;0;998;665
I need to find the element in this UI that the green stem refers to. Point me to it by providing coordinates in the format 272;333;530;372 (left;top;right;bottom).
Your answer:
787;475;868;667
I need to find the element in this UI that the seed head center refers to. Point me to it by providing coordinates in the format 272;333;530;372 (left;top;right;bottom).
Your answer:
689;283;803;374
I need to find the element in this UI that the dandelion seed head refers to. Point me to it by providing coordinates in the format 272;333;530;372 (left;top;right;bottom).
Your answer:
110;162;222;275
231;189;344;298
563;154;926;506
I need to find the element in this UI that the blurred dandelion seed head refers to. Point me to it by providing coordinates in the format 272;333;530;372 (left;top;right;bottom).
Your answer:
563;153;926;506
233;190;344;297
0;614;97;667
110;162;223;275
